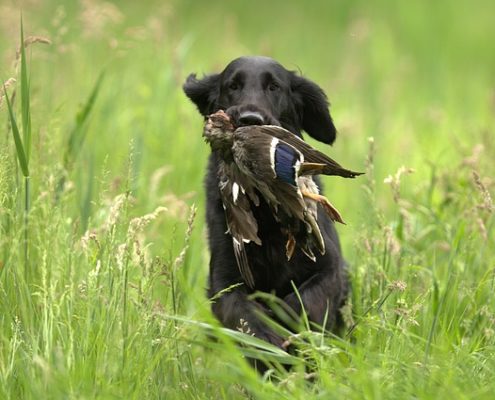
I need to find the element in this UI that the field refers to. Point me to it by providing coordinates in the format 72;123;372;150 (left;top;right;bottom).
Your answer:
1;0;494;398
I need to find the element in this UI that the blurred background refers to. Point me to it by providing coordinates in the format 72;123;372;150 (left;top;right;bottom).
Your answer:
1;0;495;397
1;0;494;318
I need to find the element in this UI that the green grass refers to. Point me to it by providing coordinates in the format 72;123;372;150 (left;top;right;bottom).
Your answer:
1;0;494;398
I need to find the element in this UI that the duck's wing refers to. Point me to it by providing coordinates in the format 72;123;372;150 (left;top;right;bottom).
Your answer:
218;164;261;289
241;125;363;178
232;129;307;220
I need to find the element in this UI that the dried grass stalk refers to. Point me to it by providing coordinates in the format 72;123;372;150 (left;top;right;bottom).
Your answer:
13;36;52;73
472;170;493;213
0;78;16;109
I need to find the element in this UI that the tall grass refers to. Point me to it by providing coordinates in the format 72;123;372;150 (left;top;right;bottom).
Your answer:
4;20;32;281
0;0;494;399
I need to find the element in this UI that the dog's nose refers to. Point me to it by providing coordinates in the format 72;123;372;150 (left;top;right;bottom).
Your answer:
238;111;265;126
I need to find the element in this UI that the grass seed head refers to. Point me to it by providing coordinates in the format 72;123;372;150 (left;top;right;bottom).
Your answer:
472;170;493;213
127;206;168;239
384;166;415;202
14;36;51;73
106;193;128;230
388;280;407;292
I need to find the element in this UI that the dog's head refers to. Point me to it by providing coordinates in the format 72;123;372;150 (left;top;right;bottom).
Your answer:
183;56;336;145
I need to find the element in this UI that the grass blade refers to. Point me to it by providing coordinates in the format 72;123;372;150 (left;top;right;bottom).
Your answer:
3;85;29;177
166;315;298;365
56;71;104;200
64;71;105;169
20;17;31;162
80;154;94;232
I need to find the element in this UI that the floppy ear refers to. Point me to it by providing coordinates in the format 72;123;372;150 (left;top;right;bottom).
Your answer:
291;74;337;145
183;73;221;116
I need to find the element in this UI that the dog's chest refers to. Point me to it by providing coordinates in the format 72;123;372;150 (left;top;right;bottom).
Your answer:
244;198;320;289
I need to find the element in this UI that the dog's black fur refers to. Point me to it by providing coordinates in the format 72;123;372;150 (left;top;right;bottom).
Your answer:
183;56;348;348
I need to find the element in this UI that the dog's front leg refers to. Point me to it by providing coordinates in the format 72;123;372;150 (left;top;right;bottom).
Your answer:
282;265;348;331
207;244;286;347
210;288;287;348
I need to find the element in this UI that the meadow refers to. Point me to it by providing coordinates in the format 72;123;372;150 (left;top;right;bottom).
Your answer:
0;0;494;398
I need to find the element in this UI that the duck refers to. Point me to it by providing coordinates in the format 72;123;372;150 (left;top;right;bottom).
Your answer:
203;110;363;288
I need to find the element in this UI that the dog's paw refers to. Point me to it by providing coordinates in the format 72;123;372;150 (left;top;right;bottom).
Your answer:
254;329;287;350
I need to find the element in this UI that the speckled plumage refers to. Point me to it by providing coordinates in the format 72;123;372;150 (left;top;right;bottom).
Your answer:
203;110;362;288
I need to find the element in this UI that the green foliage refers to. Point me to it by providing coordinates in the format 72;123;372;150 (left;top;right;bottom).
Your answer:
63;71;104;170
20;17;32;163
0;0;494;399
3;84;28;177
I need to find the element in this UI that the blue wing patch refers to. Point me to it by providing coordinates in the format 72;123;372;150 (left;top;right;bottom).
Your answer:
274;143;301;185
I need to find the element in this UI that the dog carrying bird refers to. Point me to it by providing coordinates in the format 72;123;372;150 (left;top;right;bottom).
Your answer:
184;56;360;351
203;110;363;288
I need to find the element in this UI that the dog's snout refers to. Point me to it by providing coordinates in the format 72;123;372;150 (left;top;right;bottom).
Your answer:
238;111;265;126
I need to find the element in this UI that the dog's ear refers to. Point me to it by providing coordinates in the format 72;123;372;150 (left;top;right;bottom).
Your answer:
183;73;221;116
291;74;336;145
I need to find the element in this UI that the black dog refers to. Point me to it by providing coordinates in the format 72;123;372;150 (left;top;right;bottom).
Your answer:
183;56;349;348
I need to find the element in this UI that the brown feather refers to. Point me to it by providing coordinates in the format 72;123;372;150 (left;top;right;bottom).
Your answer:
299;162;326;175
240;125;364;178
218;162;261;287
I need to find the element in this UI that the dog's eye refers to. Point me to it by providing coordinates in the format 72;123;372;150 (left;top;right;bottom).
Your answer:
268;82;280;91
229;82;239;91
